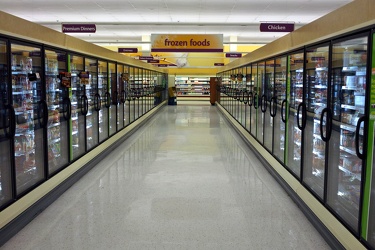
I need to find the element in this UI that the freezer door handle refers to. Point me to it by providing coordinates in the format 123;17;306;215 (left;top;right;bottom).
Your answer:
239;90;243;103
355;116;366;159
120;90;126;104
38;100;48;128
261;95;267;113
80;95;89;115
248;92;253;107
243;90;248;104
113;91;119;105
254;92;258;109
63;97;71;120
320;108;332;142
270;96;277;117
297;103;306;130
105;92;111;108
94;93;101;111
5;105;16;138
84;95;89;115
281;99;287;123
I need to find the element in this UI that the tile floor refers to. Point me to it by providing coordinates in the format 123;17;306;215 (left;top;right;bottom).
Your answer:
2;104;330;250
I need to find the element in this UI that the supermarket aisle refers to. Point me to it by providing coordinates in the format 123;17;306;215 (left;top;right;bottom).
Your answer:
2;105;330;250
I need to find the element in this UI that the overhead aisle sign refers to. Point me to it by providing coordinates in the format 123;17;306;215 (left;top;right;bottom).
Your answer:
151;34;223;52
260;23;294;32
62;24;96;33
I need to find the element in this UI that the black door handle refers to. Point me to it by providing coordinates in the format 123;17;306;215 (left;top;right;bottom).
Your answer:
105;92;111;108
113;91;119;105
94;93;101;111
243;90;248;104
80;95;86;115
320;108;329;142
4;105;16;138
261;95;267;113
254;92;258;109
121;90;126;104
63;97;71;120
355;116;366;159
248;92;253;107
38;100;48;128
297;103;306;130
81;95;89;115
281;99;287;123
270;96;277;117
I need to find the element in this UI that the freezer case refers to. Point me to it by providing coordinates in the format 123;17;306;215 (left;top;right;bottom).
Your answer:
11;43;45;195
303;45;330;200
70;55;86;160
327;35;368;234
109;62;117;136
273;57;287;163
286;52;304;178
85;58;99;150
264;59;274;152
0;39;12;208
117;64;125;130
45;49;70;175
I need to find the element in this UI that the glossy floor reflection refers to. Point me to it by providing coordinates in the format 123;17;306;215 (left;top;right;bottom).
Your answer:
2;105;330;250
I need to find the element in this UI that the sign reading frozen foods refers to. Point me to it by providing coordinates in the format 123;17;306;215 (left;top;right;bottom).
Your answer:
62;24;96;33
260;23;294;32
118;48;138;53
151;34;223;52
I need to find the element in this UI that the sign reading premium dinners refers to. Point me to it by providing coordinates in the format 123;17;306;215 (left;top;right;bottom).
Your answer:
151;34;223;52
62;24;96;33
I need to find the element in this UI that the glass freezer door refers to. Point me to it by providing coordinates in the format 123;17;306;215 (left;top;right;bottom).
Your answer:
256;62;266;144
273;57;287;163
11;43;45;195
264;59;275;152
108;62;116;136
286;52;305;178
245;66;252;133
303;45;330;200
85;58;99;150
117;64;125;130
124;67;130;127
0;40;13;208
327;35;368;234
70;55;86;160
45;49;69;175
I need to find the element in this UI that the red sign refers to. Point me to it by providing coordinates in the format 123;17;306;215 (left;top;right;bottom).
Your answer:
62;24;96;33
260;23;294;32
148;60;160;63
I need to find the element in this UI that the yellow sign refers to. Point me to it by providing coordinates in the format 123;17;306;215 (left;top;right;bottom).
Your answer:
151;34;223;52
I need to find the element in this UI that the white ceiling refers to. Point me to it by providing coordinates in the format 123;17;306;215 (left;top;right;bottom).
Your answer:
1;0;352;46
